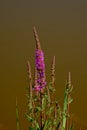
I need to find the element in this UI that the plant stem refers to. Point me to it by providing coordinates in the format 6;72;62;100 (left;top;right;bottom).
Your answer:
27;61;33;109
40;91;43;129
16;97;20;130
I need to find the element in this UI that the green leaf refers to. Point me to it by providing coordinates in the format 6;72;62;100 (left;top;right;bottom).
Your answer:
42;97;47;110
56;122;61;130
49;127;54;130
25;114;40;129
67;97;73;104
69;123;74;130
43;119;52;130
62;87;68;129
53;119;57;126
25;114;34;122
46;106;54;115
33;95;38;101
34;120;40;130
48;83;53;92
29;126;34;130
34;106;41;112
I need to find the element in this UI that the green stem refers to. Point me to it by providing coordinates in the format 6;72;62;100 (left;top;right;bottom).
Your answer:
40;92;43;130
62;87;68;130
16;97;20;130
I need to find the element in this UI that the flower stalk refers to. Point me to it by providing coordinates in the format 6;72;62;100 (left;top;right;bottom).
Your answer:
16;97;20;130
33;26;46;129
27;60;33;109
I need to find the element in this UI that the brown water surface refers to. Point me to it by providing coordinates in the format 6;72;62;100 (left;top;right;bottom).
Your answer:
0;0;87;130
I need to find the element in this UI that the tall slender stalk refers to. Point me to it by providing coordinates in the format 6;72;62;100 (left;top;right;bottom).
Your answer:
62;84;68;130
51;55;56;102
33;26;46;129
66;72;71;130
16;97;20;130
33;26;41;50
27;61;33;110
51;56;56;119
51;56;55;88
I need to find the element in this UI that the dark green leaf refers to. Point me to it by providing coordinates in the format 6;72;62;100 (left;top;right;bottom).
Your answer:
43;119;52;129
46;106;54;115
29;126;34;130
69;123;74;130
25;114;34;122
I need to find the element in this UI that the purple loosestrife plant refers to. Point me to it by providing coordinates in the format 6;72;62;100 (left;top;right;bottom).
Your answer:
25;27;73;130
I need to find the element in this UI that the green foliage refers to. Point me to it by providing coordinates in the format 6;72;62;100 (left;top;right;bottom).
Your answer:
25;114;34;122
25;79;73;130
25;114;40;130
46;106;54;115
43;119;52;130
48;82;56;93
29;127;35;130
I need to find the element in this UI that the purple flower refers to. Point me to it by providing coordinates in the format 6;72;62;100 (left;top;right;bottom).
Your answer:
34;85;41;91
35;49;45;71
35;49;46;91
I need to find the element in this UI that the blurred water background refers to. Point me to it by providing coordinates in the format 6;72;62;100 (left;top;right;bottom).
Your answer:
0;0;87;130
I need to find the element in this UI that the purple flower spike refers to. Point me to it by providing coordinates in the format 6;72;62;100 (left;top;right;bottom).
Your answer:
35;49;46;91
33;27;46;92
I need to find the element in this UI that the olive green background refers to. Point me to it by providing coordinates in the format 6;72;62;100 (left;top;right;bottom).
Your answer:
0;0;87;130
